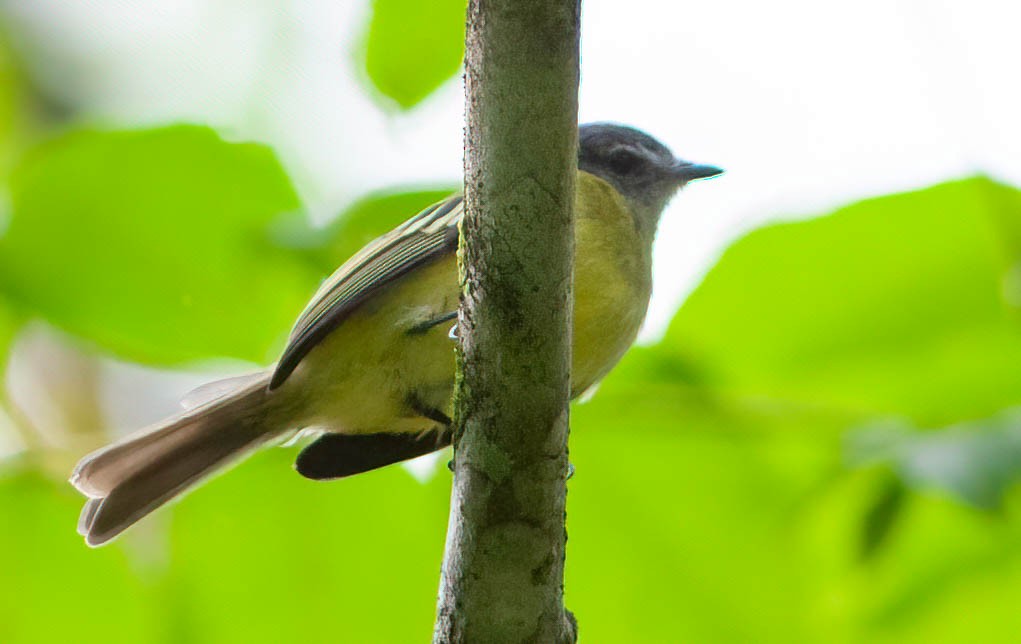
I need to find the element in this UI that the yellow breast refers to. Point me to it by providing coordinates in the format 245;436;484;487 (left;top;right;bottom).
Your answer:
570;171;652;395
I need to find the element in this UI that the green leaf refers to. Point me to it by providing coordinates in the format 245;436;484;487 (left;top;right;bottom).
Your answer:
362;0;466;109
569;374;1021;643
0;32;37;175
164;449;450;643
567;382;843;643
0;470;160;643
663;177;1021;425
860;474;908;561
0;453;451;643
0;298;19;369
0;126;317;365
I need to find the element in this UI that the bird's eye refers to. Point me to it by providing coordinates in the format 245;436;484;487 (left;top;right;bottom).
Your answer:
607;147;643;175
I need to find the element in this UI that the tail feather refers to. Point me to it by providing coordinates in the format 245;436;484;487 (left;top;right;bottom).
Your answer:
72;375;272;497
72;417;227;499
77;498;101;537
72;373;280;547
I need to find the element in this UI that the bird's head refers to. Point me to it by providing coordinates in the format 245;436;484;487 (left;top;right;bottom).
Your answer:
578;122;722;237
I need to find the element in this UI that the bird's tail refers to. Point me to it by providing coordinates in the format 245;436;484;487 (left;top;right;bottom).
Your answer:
71;372;283;547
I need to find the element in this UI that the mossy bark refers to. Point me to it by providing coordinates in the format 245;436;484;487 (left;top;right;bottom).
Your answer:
432;0;580;642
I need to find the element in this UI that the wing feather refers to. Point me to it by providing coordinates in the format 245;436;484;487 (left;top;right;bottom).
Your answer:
269;195;463;389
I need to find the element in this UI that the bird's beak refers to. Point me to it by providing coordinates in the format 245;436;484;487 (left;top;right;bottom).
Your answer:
670;161;724;182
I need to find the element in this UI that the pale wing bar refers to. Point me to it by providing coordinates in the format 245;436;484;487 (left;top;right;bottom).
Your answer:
269;196;463;389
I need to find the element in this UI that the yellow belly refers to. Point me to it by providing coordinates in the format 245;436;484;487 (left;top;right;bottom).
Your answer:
285;172;650;434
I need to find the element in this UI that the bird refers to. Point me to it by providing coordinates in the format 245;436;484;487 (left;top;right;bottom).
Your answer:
70;122;722;546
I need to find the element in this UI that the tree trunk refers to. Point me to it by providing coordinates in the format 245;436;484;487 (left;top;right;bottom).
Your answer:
432;0;580;642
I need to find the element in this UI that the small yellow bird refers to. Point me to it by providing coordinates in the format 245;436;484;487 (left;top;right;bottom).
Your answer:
71;123;721;546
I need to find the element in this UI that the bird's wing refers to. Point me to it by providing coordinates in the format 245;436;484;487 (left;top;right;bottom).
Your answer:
269;195;464;389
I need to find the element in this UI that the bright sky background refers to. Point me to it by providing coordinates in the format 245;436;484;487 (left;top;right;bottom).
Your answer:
3;0;1021;456
5;0;1021;338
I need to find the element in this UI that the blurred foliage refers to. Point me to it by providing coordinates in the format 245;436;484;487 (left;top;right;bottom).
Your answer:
0;457;449;643
666;178;1021;427
361;0;467;109
0;127;316;365
0;31;40;174
0;299;17;367
850;412;1021;511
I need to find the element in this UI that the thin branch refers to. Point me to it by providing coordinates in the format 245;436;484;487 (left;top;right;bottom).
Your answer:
433;0;580;642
